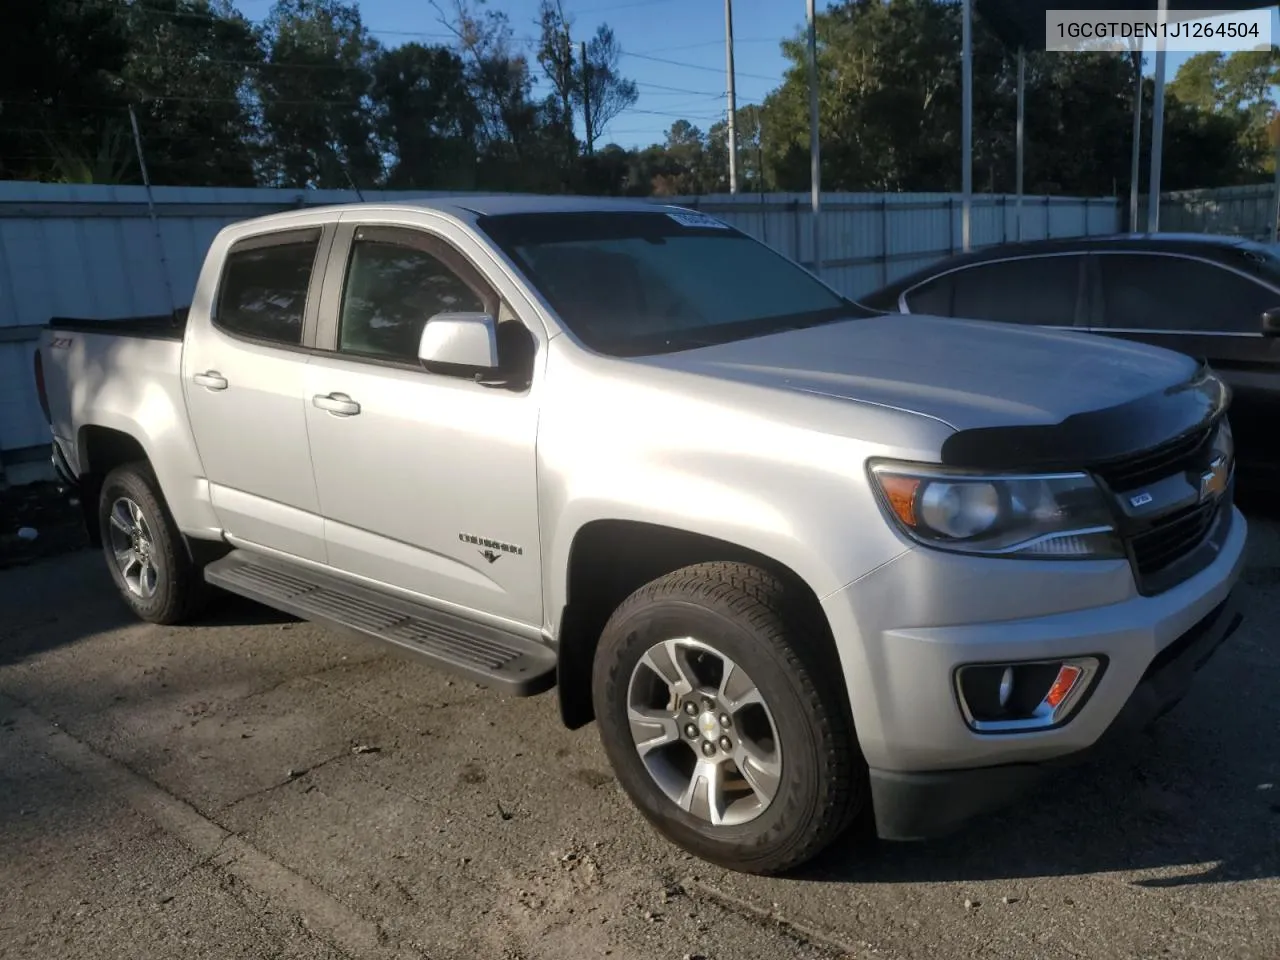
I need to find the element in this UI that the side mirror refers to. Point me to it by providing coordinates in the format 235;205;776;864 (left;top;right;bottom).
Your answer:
417;312;499;369
1263;307;1280;337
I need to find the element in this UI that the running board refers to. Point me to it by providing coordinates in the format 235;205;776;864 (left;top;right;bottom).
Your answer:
204;551;556;696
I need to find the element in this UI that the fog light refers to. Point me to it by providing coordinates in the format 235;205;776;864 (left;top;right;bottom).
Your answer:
955;657;1101;733
998;666;1014;707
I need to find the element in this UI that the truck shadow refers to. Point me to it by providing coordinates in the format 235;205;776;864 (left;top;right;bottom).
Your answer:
0;552;298;669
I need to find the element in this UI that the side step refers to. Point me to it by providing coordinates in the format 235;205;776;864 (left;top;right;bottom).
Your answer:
204;550;556;696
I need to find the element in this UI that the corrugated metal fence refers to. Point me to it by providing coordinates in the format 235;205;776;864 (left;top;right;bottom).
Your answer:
1135;183;1279;240
0;181;1119;477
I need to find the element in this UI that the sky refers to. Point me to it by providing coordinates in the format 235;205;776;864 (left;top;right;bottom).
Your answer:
231;0;1278;149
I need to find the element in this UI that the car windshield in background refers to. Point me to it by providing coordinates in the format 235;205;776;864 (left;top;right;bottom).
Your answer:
477;211;867;357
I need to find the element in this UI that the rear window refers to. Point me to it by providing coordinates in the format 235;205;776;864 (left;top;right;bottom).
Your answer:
215;229;322;345
950;256;1083;326
478;211;868;356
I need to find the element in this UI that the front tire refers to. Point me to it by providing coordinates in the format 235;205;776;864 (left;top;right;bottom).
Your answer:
591;561;865;875
98;462;208;625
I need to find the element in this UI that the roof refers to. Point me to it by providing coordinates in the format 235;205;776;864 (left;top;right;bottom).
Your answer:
975;0;1277;50
865;232;1279;301
233;193;688;232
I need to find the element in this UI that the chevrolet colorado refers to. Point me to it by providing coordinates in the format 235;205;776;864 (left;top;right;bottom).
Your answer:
35;196;1246;875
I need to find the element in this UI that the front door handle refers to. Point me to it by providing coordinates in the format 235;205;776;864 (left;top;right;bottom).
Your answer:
193;371;228;391
312;393;361;417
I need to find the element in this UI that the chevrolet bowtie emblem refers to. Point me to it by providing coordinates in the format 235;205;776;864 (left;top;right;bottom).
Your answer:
1199;456;1229;502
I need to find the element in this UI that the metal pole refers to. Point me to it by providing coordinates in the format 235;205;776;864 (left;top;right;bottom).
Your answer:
580;40;593;155
961;0;972;251
1015;45;1025;242
724;0;738;194
807;0;821;274
1147;0;1168;233
1129;44;1142;232
1272;145;1280;243
128;104;176;313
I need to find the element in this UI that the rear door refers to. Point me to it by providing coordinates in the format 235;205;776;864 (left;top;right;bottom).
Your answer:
182;224;334;563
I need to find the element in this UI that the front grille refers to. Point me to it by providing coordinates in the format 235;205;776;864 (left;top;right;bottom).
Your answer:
1130;499;1221;581
1093;425;1214;493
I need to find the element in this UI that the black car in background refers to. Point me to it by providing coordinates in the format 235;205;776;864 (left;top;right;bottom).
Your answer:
861;233;1280;481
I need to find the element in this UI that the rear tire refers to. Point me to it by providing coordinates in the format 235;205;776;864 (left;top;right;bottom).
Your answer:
98;462;209;625
591;561;865;875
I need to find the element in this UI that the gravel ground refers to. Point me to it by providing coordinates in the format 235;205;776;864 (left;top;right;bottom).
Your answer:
1;514;1277;960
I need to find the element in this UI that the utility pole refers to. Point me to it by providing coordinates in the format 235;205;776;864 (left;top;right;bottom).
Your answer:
724;0;738;193
580;40;593;156
1147;0;1169;233
1129;42;1142;232
806;0;821;274
1015;45;1024;241
961;0;972;251
1269;113;1280;243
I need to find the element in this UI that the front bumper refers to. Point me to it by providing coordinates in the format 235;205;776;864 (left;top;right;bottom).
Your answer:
868;593;1243;840
820;502;1248;840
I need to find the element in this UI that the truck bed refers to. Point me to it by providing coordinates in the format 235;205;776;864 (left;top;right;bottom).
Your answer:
48;307;189;340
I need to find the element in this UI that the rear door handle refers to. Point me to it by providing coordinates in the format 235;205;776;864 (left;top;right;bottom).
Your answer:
193;371;228;391
312;393;361;417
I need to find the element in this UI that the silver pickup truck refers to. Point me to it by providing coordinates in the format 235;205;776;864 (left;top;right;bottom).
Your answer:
34;196;1246;875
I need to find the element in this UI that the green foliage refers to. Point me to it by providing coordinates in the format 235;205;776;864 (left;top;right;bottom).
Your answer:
255;0;383;189
0;0;1275;194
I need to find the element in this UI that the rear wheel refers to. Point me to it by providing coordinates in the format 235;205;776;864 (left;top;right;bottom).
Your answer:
98;463;209;625
591;561;865;875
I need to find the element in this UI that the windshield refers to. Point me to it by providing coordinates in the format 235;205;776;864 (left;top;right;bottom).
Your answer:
477;211;869;356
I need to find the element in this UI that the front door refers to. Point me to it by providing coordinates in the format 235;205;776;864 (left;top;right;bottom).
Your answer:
303;221;544;628
182;225;331;563
1089;252;1280;471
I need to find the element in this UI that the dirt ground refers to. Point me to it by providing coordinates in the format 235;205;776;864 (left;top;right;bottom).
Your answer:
1;511;1277;960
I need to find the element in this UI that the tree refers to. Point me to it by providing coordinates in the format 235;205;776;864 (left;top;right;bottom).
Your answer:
0;0;131;182
708;104;764;192
577;25;638;152
371;43;478;189
1170;47;1279;174
536;0;576;136
760;0;973;191
431;0;546;183
121;0;262;187
255;0;383;189
533;0;580;172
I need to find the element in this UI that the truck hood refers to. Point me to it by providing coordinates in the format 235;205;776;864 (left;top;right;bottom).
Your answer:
636;313;1199;433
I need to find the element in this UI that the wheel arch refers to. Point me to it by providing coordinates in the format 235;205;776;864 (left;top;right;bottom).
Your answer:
555;519;842;730
76;425;152;547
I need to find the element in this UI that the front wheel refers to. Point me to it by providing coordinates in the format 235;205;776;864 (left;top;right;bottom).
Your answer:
591;562;866;875
98;462;209;625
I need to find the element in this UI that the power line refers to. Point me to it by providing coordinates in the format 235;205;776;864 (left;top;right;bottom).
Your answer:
633;37;780;54
571;0;684;14
621;51;779;83
633;80;724;96
74;1;544;44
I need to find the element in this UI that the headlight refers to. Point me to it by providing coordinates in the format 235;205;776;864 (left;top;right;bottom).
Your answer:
869;460;1123;559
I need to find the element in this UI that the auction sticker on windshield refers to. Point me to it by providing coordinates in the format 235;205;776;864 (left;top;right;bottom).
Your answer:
666;211;730;229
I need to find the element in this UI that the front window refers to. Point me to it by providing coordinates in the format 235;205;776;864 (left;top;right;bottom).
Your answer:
477;211;869;357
